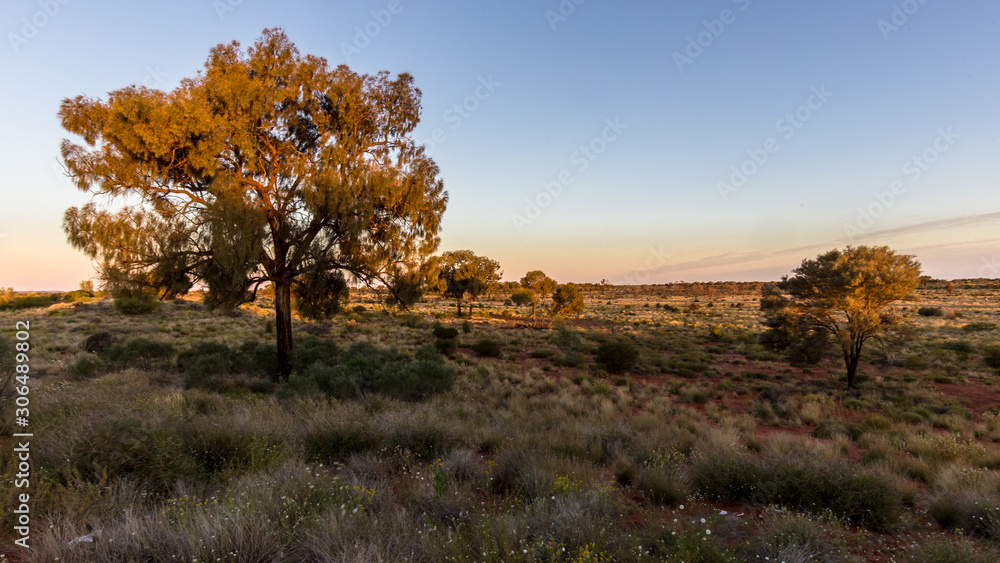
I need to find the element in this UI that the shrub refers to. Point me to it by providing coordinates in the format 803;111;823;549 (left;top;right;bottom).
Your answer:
461;320;472;334
640;453;687;505
113;293;160;315
433;338;457;356
983;344;1000;369
69;355;105;379
963;322;997;332
554;352;586;368
432;325;459;339
352;305;367;314
918;307;945;317
594;340;639;374
101;338;176;371
63;289;94;303
691;434;903;530
0;295;58;310
470;338;502;358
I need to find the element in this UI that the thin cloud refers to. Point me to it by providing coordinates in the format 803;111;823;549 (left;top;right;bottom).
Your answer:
654;212;1000;279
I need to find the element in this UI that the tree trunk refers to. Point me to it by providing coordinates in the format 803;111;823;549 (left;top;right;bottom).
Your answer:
455;297;462;316
275;280;293;381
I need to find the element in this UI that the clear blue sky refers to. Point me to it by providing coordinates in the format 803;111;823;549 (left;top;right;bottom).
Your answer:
1;0;998;289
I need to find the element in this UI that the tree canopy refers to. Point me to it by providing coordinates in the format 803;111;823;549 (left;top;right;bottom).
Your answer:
60;28;447;378
761;246;921;388
438;250;502;316
550;283;585;317
520;270;557;298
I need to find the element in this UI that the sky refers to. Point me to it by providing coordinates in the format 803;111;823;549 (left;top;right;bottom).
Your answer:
1;0;998;290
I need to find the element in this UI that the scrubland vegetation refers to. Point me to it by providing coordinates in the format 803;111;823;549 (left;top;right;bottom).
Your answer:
3;280;1000;561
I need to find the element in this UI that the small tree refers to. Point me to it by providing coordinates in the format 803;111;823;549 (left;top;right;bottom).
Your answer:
762;246;921;388
521;270;557;298
550;283;585;317
510;288;540;319
439;250;502;316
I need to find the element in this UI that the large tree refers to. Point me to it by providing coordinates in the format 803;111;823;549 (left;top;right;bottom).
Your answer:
60;29;447;379
762;246;921;388
438;250;502;316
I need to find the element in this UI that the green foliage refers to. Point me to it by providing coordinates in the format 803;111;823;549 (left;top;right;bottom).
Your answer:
101;338;176;371
63;289;94;303
594;340;639;374
983;343;1000;369
549;283;585;317
691;437;903;530
0;294;58;310
438;250;502;315
759;284;830;365
291;341;454;401
761;246;921;388
60;28;448;379
510;289;538;309
294;269;349;319
471;338;502;358
520;270;557;297
434;338;457;356
114;293;160;315
432;325;459;339
69;354;105;379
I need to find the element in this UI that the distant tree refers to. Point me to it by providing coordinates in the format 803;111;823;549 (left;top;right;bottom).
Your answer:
439;250;502;316
762;246;921;388
510;288;540;319
384;257;441;311
59;29;447;379
520;270;557;298
550;283;585;317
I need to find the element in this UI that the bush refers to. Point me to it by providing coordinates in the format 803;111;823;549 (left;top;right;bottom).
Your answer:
918;307;945;317
433;338;457;356
691;435;903;530
640;454;687;505
553;352;586;368
63;289;94;303
1;295;58;310
69;355;105;379
470;338;502;358
432;325;459;339
113;293;160;315
983;344;1000;369
594;340;639;374
101;338;176;371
